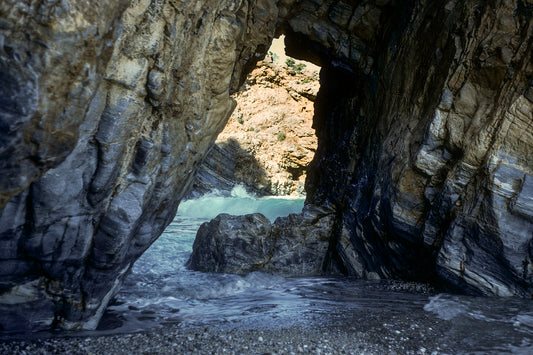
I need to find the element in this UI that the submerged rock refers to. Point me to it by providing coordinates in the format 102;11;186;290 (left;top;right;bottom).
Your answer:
187;205;334;275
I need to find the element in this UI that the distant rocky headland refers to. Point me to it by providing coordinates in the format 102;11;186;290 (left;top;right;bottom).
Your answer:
191;42;319;197
1;0;532;332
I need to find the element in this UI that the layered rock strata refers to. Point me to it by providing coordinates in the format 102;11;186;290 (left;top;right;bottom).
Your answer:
1;0;533;332
191;0;533;298
0;0;277;331
285;0;533;296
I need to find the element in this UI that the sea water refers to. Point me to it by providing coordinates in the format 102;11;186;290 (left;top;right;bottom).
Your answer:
104;187;533;353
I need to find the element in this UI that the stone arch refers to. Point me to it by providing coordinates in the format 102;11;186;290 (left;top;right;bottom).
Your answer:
0;0;532;332
276;0;533;295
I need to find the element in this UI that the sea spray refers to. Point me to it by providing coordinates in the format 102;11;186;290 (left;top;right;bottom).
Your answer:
103;192;533;353
178;185;305;221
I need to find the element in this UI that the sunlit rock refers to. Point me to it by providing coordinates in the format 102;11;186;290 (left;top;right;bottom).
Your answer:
192;56;319;197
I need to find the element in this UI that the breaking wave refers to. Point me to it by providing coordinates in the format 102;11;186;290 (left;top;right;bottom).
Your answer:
178;185;305;221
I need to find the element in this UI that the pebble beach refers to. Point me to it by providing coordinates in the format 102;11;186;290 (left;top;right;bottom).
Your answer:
0;323;431;355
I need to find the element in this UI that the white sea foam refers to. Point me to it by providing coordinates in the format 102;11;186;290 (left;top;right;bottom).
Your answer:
423;294;467;320
229;184;251;198
178;185;304;221
107;194;533;353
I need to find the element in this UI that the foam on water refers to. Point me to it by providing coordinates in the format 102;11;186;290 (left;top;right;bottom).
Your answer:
106;188;307;331
101;190;533;352
425;293;533;325
178;185;305;221
421;293;533;352
423;294;468;320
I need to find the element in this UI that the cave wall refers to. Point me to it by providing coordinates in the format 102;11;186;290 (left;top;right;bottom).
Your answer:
284;0;533;295
1;0;533;332
0;0;277;331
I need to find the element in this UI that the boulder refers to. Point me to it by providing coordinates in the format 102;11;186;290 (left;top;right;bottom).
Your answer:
187;205;335;276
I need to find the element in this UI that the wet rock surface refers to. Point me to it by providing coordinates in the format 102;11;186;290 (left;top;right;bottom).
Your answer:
188;205;334;275
186;140;244;199
1;0;533;332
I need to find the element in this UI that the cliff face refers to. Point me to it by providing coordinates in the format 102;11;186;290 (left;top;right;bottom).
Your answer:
1;0;533;331
191;57;319;197
292;0;533;296
0;0;278;331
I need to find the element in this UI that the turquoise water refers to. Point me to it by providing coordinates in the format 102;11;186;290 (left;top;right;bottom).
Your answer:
109;187;308;330
177;185;306;222
106;187;533;353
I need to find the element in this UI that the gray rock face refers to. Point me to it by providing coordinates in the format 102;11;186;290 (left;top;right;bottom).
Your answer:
1;0;533;332
186;141;239;198
187;139;268;198
187;205;334;275
0;0;278;331
289;0;533;296
0;0;131;210
192;0;533;297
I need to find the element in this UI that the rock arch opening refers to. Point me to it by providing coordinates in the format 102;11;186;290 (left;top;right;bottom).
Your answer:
190;36;321;198
181;37;336;275
98;37;327;332
1;0;533;335
184;31;367;278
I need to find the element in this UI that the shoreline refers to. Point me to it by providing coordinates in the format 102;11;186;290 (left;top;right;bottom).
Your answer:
0;280;447;354
0;322;435;354
2;279;529;354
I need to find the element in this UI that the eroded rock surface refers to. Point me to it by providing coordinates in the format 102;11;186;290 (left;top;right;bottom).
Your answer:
286;0;533;296
192;0;533;297
1;0;533;332
0;0;278;331
187;205;334;275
